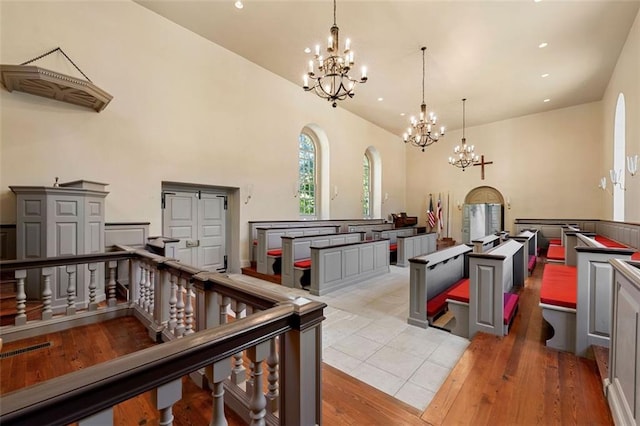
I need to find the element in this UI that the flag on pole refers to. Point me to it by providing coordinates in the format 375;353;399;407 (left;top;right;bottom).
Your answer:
437;194;443;231
427;194;436;228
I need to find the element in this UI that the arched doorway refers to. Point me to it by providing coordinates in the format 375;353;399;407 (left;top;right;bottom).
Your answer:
462;186;505;243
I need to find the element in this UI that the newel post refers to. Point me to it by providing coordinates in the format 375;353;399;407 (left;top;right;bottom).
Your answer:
279;298;325;426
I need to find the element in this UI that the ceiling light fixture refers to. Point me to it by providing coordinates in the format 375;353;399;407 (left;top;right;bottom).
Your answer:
234;0;243;9
302;0;367;107
541;73;549;78
449;98;479;171
403;46;444;152
543;98;551;102
538;42;548;48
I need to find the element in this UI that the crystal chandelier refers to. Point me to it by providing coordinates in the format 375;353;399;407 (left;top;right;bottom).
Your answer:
449;98;479;170
302;0;367;107
403;47;444;152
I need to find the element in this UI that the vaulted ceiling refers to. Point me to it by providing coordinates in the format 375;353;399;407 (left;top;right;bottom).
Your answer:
136;0;640;135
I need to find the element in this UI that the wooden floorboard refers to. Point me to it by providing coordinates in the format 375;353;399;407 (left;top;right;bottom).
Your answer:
421;258;613;425
1;256;614;425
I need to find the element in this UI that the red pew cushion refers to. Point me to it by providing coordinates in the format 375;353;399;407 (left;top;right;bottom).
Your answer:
503;293;519;325
528;255;537;272
549;238;561;246
426;278;469;317
632;252;640;261
253;240;258;246
266;249;282;256
444;278;470;304
389;243;398;252
594;235;628;248
547;245;565;261
293;259;312;268
540;264;577;309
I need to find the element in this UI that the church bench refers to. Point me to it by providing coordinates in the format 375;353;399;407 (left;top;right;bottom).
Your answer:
407;244;472;328
280;232;363;289
372;228;417;262
256;226;339;275
574;233;636;357
309;239;390;296
248;219;384;265
509;231;536;276
395;232;437;267
446;239;524;338
471;234;500;253
347;223;394;240
539;263;578;352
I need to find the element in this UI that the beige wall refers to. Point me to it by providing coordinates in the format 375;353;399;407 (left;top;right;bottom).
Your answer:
602;9;640;222
405;101;604;244
0;1;405;266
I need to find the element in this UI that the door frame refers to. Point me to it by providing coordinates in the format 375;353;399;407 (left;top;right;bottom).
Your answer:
161;181;240;273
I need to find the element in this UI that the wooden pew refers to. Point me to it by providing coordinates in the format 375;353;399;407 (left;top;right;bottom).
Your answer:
346;223;394;240
372;227;417;262
575;233;635;357
395;232;437;267
407;244;472;329
280;232;363;289
510;230;537;275
471;234;501;253
248;219;385;265
309;239;390;296
447;239;524;339
256;226;339;275
607;258;640;426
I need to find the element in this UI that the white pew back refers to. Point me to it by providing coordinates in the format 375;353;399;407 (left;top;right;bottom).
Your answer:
472;234;501;253
396;233;437;267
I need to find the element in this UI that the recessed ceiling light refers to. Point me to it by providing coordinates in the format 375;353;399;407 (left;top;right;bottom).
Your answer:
377;97;384;101
234;0;244;9
541;73;550;78
543;98;551;102
538;42;548;48
534;0;542;3
304;47;311;54
400;113;405;116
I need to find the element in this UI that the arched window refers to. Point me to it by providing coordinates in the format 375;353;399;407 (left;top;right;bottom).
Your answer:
613;93;625;221
362;154;372;217
298;132;317;217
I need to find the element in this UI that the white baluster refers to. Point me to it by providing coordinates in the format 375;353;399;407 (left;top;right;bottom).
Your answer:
88;262;98;311
175;277;185;337
151;378;182;426
66;264;77;315
14;269;27;326
168;274;178;333
107;260;117;307
248;342;269;426
138;261;147;309
219;296;230;325
207;358;232;426
143;264;151;313
266;337;279;413
184;279;194;335
41;267;53;320
148;266;155;315
231;301;247;385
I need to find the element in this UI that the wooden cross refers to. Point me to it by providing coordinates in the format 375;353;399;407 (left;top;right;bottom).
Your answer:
473;155;494;180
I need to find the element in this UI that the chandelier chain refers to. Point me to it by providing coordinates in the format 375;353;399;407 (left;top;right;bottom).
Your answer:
333;0;337;26
421;47;425;104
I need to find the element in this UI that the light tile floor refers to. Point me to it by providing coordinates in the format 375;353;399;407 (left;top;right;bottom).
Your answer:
229;265;469;411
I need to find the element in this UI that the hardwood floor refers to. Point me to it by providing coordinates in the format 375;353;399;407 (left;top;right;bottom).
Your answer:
0;257;613;425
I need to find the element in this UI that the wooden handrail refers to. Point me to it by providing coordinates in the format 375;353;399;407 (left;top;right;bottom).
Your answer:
0;299;326;426
0;250;134;271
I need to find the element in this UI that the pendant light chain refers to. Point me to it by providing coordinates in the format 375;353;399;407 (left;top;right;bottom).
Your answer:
421;47;426;104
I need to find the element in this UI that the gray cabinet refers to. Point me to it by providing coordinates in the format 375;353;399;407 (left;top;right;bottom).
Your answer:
10;180;108;312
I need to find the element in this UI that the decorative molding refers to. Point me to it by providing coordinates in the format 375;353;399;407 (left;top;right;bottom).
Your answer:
465;185;505;205
0;65;112;112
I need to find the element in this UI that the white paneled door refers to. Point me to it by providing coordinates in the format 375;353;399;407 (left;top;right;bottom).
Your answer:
162;191;227;272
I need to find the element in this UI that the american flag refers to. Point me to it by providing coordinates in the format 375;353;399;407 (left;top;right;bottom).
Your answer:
437;195;443;230
427;195;436;228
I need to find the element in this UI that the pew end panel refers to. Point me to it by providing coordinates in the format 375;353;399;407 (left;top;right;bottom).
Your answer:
575;245;635;357
540;303;577;353
607;259;640;426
